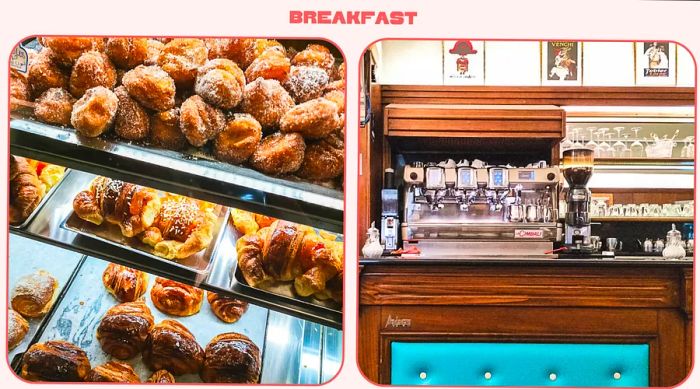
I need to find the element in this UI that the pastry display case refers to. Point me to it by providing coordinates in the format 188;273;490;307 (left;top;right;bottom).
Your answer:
8;35;344;384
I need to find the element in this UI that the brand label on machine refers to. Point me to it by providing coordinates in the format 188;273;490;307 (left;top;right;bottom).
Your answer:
514;229;544;239
385;315;412;328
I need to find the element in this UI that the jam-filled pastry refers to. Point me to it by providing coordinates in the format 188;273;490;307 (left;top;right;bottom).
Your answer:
148;369;176;383
102;263;149;302
143;319;204;376
11;270;58;318
20;341;91;382
85;361;140;383
141;195;217;259
207;291;249;323
200;332;261;383
72;176;161;238
150;277;204;316
96;300;154;359
236;220;343;301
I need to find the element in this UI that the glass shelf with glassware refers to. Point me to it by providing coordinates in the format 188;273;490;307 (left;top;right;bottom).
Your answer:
560;123;694;161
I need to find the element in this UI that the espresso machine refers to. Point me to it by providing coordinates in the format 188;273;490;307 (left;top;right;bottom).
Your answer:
401;159;561;257
561;148;594;252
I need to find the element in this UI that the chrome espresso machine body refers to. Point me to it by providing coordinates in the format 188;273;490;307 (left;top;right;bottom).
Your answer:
401;160;561;257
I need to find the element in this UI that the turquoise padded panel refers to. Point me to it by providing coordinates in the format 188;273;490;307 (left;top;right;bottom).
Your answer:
391;342;649;387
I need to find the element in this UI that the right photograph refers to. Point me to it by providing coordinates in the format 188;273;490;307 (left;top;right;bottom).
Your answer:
357;39;695;387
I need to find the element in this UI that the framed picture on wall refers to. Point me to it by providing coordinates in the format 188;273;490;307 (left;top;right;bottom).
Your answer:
635;41;677;86
443;40;485;85
541;41;583;86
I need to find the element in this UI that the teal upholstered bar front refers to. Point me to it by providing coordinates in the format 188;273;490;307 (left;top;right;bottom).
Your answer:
391;342;649;387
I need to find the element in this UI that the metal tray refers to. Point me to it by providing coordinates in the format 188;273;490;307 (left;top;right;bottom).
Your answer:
22;256;270;383
61;189;229;278
7;235;86;366
225;221;343;325
10;168;71;230
11;118;343;233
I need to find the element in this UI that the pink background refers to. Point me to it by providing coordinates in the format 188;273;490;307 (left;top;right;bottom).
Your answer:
1;0;699;387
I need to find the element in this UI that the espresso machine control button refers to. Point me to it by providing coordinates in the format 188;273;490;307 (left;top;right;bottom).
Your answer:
547;172;556;181
410;172;418;180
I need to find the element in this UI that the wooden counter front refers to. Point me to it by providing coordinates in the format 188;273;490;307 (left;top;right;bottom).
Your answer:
358;261;693;386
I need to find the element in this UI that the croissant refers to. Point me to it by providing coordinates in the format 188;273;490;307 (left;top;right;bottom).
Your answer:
230;209;277;236
207;291;249;323
200;332;261;383
236;220;343;300
143;319;204;376
148;369;176;383
141;195;217;259
8;309;29;350
21;341;91;382
72;176;161;237
9;155;45;225
96;300;154;359
11;270;58;318
85;361;140;383
151;277;204;316
102;263;149;302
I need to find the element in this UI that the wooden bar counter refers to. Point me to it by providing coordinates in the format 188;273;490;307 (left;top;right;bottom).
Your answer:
358;257;693;386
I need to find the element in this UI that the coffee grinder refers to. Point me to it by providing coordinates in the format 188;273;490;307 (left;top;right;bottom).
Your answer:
381;168;399;251
562;147;594;252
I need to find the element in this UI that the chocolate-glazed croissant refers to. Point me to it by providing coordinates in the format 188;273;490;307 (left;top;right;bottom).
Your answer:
207;291;249;323
143;319;204;376
102;263;149;302
148;369;176;383
85;361;140;383
200;332;261;383
150;277;204;316
20;341;91;382
96;300;154;359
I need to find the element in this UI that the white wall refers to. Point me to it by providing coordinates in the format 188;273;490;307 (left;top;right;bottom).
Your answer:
484;41;540;86
374;40;695;87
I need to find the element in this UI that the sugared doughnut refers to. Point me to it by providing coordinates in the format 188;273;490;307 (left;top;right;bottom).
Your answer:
240;78;294;129
69;51;117;97
150;108;186;150
194;59;245;110
34;88;75;126
214;114;262;164
279;98;341;140
114;86;150;140
122;65;176;111
70;86;118;137
179;95;225;147
157;38;207;88
28;48;69;98
283;65;329;103
296;133;344;180
10;69;30;111
244;48;290;82
249;132;305;176
105;38;150;69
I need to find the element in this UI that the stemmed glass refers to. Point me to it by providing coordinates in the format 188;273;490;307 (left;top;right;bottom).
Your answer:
585;126;598;151
597;128;611;158
612;126;627;158
571;128;584;148
630;127;645;158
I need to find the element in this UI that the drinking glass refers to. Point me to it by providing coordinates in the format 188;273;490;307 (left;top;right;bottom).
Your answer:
585;126;598;151
612;126;628;158
598;128;612;158
630;127;645;158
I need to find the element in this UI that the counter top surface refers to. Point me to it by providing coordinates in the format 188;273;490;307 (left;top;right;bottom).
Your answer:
360;255;694;267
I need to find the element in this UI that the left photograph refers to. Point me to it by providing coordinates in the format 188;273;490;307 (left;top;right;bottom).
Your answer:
8;36;345;384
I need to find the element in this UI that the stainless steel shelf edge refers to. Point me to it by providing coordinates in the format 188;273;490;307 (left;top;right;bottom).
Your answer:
11;120;343;233
12;170;342;329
